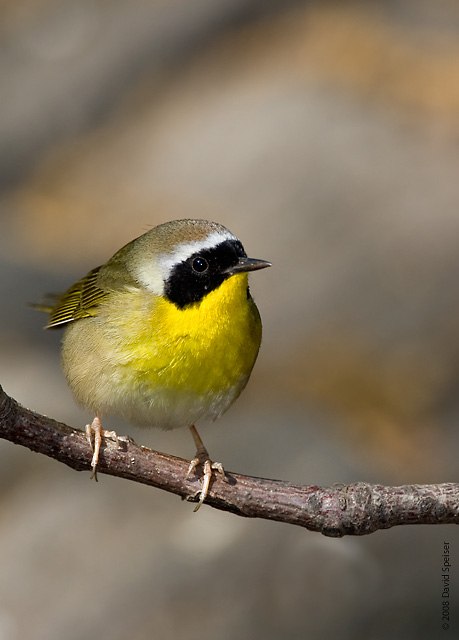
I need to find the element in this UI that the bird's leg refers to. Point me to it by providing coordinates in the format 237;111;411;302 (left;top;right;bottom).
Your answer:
85;416;122;480
186;425;225;511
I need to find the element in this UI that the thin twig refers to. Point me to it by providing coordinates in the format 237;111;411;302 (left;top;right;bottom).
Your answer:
1;384;458;536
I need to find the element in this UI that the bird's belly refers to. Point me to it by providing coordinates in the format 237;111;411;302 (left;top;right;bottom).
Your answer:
104;374;249;430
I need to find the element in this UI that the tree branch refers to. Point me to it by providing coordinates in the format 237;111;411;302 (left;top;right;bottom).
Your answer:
1;384;458;536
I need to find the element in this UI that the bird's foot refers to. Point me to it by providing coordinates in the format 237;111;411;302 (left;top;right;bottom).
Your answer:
186;455;225;512
85;417;129;480
186;425;226;511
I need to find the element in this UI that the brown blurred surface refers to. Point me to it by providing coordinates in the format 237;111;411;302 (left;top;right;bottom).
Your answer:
1;1;459;638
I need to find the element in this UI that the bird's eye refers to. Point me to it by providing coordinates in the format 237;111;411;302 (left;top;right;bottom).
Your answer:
192;256;209;273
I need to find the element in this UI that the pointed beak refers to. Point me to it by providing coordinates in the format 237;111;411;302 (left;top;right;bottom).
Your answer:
225;257;271;275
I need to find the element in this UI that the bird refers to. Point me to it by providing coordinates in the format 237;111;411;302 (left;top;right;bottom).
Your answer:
36;219;270;509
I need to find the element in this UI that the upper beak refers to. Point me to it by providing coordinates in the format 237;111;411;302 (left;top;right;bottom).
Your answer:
225;257;271;275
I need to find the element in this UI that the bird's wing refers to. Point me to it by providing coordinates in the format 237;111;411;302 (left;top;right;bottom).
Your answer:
42;266;107;329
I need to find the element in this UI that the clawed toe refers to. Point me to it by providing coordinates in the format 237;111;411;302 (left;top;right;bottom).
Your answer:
85;417;126;480
186;425;226;511
186;455;226;512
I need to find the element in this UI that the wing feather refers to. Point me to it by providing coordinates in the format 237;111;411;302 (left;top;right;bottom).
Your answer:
44;267;106;328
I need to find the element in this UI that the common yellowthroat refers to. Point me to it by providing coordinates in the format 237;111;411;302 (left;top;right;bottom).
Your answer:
37;219;270;509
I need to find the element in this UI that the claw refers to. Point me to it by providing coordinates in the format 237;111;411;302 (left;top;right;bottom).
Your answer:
85;416;120;480
186;425;226;511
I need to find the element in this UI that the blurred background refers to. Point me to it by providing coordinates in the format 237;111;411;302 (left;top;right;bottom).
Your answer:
1;0;459;638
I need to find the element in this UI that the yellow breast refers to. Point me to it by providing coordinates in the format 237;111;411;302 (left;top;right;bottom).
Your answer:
62;273;262;429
